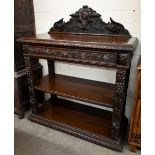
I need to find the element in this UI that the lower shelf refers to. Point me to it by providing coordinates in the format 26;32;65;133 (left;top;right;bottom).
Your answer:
29;98;127;152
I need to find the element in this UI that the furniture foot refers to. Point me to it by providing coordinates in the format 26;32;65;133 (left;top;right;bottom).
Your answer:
129;144;137;153
18;114;24;119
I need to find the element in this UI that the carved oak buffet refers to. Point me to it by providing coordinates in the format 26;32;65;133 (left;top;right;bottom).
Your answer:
18;6;137;152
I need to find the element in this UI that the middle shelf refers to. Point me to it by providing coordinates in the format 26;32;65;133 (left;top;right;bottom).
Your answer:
34;74;115;108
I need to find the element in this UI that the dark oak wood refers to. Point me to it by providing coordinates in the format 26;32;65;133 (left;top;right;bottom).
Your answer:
29;98;127;152
14;0;44;118
14;64;43;118
18;33;137;52
18;32;137;151
14;0;35;71
128;61;141;152
18;33;137;151
39;98;112;137
49;5;130;36
34;74;114;108
111;69;130;139
18;6;137;151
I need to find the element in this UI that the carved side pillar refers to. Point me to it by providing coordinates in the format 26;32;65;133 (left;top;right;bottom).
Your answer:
111;69;129;139
24;55;38;114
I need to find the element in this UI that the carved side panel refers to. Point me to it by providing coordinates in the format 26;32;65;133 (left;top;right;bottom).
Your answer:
111;69;129;139
24;55;37;114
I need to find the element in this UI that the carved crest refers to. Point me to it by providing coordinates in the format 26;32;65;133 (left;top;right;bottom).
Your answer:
49;5;131;36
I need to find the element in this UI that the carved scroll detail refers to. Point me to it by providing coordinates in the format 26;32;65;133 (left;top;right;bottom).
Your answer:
49;5;131;36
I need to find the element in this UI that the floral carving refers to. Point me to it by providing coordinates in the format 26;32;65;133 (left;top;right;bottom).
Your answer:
118;53;130;66
111;69;129;139
116;70;127;82
24;56;37;114
23;45;117;66
49;5;131;36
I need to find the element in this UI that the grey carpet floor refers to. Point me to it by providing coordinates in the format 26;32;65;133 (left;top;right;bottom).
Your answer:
14;112;141;155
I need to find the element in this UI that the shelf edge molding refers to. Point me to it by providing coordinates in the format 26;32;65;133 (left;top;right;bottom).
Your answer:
34;74;115;108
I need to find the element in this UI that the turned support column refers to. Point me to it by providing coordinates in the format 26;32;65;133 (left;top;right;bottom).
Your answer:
111;68;130;139
47;60;55;74
47;60;57;101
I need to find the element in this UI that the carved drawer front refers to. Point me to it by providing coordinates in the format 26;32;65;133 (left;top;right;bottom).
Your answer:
24;45;117;67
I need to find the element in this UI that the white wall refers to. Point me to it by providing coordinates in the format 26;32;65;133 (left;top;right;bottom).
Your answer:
33;0;141;120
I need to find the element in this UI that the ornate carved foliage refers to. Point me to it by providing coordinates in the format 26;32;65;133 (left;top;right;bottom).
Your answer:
23;45;117;66
49;5;131;36
111;70;128;139
118;53;131;66
24;55;37;114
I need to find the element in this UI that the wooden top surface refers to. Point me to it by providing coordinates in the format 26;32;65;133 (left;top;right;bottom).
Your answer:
18;33;137;51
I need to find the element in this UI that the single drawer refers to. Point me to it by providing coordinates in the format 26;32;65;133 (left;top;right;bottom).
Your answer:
23;45;118;67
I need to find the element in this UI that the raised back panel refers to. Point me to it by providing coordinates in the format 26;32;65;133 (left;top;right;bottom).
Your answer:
49;5;131;37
